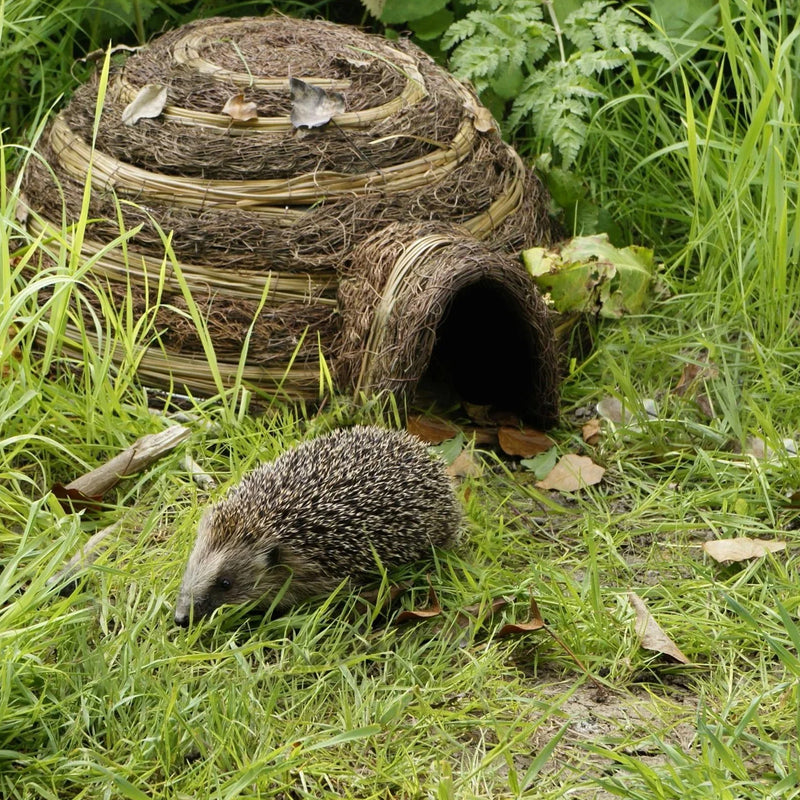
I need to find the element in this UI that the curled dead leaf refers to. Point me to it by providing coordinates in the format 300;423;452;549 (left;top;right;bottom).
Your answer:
289;78;345;128
121;84;167;126
628;593;689;664
447;450;482;479
15;192;30;225
596;396;657;427
745;436;798;462
582;418;601;445
497;594;546;637
407;415;459;444
472;105;497;133
222;93;258;122
535;454;605;492
703;537;786;563
395;580;442;624
498;426;554;458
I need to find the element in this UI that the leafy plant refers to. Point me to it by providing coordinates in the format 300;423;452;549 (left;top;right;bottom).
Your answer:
443;0;673;168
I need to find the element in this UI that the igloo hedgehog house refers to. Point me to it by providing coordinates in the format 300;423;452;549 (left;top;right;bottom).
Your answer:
21;15;561;427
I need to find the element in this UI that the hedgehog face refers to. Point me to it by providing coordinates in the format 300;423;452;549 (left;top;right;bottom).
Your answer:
173;507;283;626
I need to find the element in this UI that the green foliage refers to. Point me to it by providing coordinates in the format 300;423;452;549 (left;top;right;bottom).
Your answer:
365;1;678;170
445;0;672;168
442;1;554;95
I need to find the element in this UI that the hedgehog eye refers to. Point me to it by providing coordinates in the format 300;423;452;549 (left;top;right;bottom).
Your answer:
216;577;232;591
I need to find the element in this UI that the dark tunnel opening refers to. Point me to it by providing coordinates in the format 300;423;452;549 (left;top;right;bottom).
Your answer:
420;279;543;421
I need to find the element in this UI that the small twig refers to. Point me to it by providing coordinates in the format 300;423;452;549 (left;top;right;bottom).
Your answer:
182;453;217;491
46;521;123;594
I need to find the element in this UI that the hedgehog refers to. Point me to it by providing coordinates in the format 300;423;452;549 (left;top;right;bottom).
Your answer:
173;425;462;625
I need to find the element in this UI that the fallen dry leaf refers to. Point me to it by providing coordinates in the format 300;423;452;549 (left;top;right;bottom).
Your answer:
15;192;29;225
497;595;546;637
289;78;345;128
746;436;767;459
582;418;601;445
596;396;657;426
406;415;459;444
472;105;497;133
222;92;258;122
357;583;408;608
673;355;719;396
447;450;482;479
535;454;605;492
672;354;718;419
703;537;787;563
695;392;715;419
498;426;554;458
463;403;494;426
395;580;442;623
628;593;689;664
745;436;798;462
121;84;167;125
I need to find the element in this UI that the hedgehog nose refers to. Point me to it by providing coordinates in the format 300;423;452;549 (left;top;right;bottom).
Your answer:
174;611;190;627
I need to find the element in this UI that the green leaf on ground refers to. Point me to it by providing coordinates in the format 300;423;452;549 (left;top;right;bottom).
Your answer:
523;234;656;318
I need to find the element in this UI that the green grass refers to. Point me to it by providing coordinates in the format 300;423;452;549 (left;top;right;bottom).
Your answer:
4;0;800;798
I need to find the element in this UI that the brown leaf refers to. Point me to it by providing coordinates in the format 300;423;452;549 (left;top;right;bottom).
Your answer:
695;392;715;419
472;105;497;133
463;403;493;425
673;354;718;418
52;483;104;513
447;450;482;479
289;78;345;128
596;396;658;426
406;415;460;444
582;418;601;445
221;93;258;122
498;426;554;458
395;581;442;623
787;490;800;508
535;454;605;492
489;410;522;427
464;94;498;133
628;593;689;664
497;594;546;637
673;354;718;396
121;84;167;125
703;537;787;563
596;396;625;424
